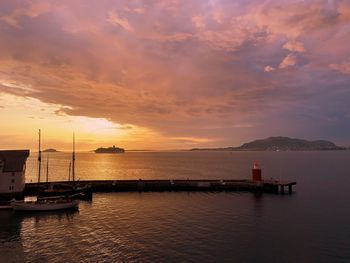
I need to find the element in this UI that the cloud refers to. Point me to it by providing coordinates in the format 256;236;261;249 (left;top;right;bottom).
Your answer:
170;137;213;144
0;78;36;94
194;16;264;51
283;40;306;53
212;9;225;24
0;0;350;147
251;0;343;38
192;15;205;28
264;66;275;72
107;10;133;31
134;8;145;14
329;62;350;75
279;54;297;69
0;1;50;28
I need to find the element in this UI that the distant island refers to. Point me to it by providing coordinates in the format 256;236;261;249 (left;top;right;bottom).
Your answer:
43;148;59;152
95;145;125;154
191;136;346;151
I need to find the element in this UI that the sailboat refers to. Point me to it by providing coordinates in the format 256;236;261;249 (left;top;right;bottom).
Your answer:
11;130;80;212
11;198;79;211
38;133;92;200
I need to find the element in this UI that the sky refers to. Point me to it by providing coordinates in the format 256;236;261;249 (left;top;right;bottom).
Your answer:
0;0;350;151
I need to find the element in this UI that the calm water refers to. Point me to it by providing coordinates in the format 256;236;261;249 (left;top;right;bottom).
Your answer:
1;151;350;262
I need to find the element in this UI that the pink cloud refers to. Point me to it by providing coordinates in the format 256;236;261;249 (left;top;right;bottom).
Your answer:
107;11;133;31
283;40;306;53
0;1;50;28
192;15;205;28
0;0;350;146
329;62;350;75
194;16;263;51
279;54;297;69
264;66;275;72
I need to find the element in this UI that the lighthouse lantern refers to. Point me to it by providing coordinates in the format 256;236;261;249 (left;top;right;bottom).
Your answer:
252;161;262;181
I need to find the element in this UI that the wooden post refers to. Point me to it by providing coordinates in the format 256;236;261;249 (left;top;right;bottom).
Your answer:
46;156;49;184
68;162;71;181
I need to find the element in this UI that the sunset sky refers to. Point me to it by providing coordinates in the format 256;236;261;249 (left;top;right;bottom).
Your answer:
1;0;350;151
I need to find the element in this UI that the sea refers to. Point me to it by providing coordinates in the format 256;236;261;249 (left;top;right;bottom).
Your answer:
1;151;350;262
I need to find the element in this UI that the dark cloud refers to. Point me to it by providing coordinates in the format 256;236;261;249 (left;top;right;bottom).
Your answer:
0;0;350;146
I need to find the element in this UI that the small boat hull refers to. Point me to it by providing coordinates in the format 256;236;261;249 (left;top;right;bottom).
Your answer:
11;200;79;211
0;201;12;210
39;184;92;200
0;205;12;210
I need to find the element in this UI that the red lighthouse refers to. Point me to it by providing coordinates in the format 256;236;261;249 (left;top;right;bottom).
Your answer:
252;161;262;181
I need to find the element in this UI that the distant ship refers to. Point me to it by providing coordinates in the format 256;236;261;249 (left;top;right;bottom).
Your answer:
95;145;125;154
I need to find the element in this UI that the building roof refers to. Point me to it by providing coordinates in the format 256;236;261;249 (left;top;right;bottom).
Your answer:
0;150;30;172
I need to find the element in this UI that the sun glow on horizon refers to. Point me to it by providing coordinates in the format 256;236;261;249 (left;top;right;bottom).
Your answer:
0;93;214;151
0;93;139;150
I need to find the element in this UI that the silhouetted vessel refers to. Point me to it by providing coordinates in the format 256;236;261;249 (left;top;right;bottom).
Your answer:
39;183;92;200
37;131;92;200
11;198;79;211
95;145;125;154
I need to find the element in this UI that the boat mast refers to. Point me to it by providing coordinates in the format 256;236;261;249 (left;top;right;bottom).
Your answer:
68;162;71;181
46;155;49;184
72;133;75;182
38;129;42;183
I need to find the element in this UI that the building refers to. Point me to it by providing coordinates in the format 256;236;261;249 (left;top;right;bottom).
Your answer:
0;150;30;200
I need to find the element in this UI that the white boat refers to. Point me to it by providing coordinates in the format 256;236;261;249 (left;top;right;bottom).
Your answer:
11;199;79;211
0;205;12;210
0;201;12;209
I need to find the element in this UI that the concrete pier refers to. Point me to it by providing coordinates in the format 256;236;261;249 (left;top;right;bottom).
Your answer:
24;179;296;195
261;180;296;194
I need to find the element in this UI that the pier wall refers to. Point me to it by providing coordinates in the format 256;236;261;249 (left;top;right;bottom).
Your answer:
24;179;295;195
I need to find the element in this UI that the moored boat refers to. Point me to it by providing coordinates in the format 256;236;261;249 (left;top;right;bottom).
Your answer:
11;198;79;211
39;183;92;200
37;132;92;200
0;201;12;210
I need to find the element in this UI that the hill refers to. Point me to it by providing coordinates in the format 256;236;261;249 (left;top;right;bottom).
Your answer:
191;136;345;151
43;148;59;152
236;137;344;151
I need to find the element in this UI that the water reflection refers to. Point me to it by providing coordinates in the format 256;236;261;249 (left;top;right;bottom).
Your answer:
0;211;25;262
2;150;350;262
16;209;78;224
0;209;79;262
0;211;22;242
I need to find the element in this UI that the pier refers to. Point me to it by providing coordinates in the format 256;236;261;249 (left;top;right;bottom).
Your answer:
261;180;297;194
19;161;297;197
24;179;296;195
